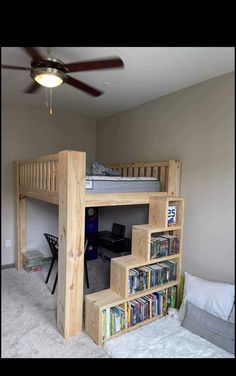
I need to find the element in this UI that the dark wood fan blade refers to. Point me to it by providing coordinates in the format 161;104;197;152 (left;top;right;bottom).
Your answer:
22;47;44;61
1;64;31;71
65;57;124;73
23;81;42;94
66;75;103;97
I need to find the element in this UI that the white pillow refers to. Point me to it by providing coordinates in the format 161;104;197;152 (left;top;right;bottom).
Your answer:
180;272;234;321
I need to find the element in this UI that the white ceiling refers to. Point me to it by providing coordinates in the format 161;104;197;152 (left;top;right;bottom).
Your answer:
1;47;234;119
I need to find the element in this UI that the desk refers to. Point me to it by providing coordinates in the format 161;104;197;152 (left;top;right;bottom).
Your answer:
86;232;131;262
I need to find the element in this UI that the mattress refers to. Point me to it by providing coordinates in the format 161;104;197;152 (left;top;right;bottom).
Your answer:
103;316;234;358
85;176;160;193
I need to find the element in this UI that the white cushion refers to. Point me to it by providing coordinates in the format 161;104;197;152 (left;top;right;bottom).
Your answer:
180;272;234;321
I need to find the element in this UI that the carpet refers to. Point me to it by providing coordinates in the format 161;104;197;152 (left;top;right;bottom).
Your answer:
2;257;110;358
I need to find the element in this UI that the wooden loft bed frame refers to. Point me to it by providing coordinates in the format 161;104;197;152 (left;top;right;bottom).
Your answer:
15;150;181;339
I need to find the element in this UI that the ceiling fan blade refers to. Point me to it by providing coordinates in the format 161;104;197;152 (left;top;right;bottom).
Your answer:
65;57;124;73
66;75;103;97
22;47;44;61
23;81;42;94
1;64;31;71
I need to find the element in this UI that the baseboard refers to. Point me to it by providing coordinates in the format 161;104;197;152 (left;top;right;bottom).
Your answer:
2;263;15;269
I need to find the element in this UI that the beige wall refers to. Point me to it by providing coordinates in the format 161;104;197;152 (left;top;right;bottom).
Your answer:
2;102;96;265
96;72;234;284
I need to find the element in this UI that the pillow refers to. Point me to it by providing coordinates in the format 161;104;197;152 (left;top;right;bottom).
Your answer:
182;300;235;354
180;272;234;321
228;304;235;324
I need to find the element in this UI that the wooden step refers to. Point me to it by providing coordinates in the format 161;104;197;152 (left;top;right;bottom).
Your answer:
110;253;180;298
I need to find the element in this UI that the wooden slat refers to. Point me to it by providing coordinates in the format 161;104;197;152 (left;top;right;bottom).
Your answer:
28;164;30;187
43;162;47;190
139;167;145;176
47;161;51;191
30;164;33;187
146;166;151;177
19;166;23;186
25;165;27;186
122;167;127;177
36;163;39;189
55;160;58;191
15;161;26;270
133;167;139;177
57;150;86;339
128;167;133;177
39;162;43;189
152;166;158;178
33;164;36;188
52;161;56;191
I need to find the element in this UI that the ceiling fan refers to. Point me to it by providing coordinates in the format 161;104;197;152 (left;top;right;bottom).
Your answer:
1;47;125;97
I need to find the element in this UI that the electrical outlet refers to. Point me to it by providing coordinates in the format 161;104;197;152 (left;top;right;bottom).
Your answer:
5;239;11;248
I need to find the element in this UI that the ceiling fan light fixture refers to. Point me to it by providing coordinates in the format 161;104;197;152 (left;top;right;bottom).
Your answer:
32;67;65;88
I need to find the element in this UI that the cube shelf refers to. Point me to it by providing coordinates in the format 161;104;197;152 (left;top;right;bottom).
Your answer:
85;196;184;345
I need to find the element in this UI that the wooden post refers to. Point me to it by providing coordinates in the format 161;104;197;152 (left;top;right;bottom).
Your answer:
167;160;181;196
15;161;26;270
57;151;86;339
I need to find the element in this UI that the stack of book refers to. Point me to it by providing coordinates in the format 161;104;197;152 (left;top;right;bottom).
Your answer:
102;286;177;339
150;233;180;259
128;261;177;294
23;250;45;273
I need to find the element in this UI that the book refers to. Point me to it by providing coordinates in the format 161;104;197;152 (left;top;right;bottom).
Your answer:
160;234;180;255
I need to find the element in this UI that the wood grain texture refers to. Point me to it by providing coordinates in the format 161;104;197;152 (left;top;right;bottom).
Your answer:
57;150;86;338
85;192;167;207
167;160;181;196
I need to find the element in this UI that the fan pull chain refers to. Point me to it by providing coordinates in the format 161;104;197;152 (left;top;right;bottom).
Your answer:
46;88;49;108
47;47;51;57
49;89;53;115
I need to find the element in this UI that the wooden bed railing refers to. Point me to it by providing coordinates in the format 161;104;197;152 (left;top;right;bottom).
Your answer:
17;154;181;204
108;161;168;191
18;153;59;204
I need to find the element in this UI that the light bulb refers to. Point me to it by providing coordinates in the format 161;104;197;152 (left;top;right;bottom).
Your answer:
34;73;63;88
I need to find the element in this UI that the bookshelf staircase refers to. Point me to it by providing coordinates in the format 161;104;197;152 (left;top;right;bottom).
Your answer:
85;196;184;345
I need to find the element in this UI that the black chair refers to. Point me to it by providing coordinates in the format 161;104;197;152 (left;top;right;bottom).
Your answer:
97;223;131;256
44;233;89;294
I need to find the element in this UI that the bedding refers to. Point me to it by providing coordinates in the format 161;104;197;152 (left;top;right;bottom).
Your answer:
103;315;234;358
182;301;235;354
85;176;160;193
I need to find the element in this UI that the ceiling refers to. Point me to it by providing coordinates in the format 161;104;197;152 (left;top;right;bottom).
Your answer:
1;47;234;120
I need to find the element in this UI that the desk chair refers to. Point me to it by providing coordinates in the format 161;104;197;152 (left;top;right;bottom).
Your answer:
44;233;89;294
97;223;131;261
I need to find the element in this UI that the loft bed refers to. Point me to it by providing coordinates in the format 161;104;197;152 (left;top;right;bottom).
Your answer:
15;150;181;339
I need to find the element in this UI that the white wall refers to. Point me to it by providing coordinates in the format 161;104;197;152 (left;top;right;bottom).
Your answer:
96;72;235;284
1;102;96;265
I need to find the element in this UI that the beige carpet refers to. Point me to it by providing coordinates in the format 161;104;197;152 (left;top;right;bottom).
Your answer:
2;257;110;358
